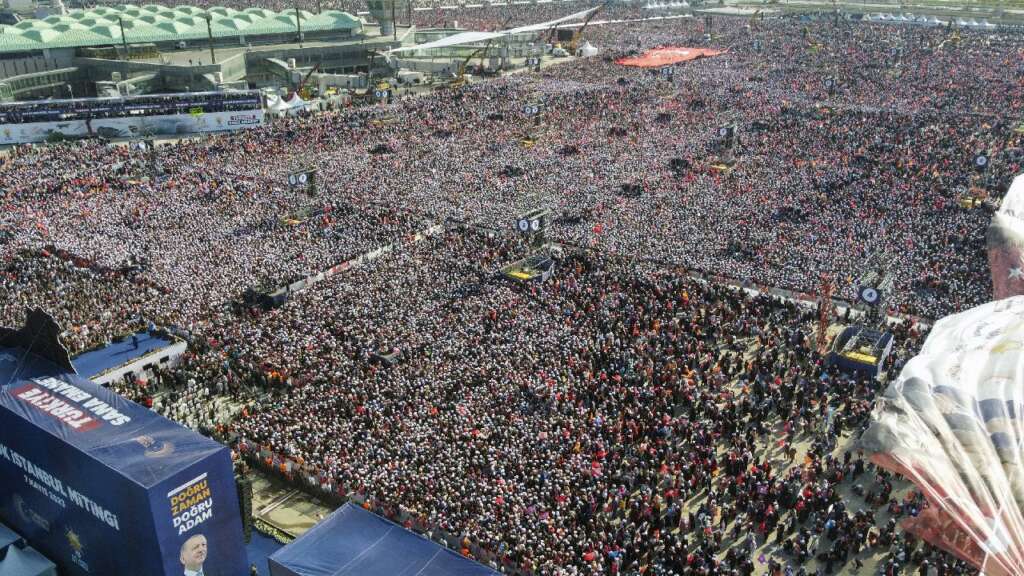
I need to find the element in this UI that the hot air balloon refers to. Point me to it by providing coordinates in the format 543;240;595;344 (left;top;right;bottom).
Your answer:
862;296;1024;575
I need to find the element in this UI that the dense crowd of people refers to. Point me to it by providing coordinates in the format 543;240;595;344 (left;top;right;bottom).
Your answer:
0;12;1017;575
5;15;1016;320
224;229;971;575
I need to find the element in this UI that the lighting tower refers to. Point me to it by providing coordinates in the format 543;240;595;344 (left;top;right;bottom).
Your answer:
367;0;398;38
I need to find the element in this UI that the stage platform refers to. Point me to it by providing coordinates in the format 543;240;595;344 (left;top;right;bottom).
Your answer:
501;252;555;283
72;330;186;383
827;325;894;379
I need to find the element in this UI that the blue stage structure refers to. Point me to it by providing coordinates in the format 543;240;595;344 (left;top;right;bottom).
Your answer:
248;531;285;576
0;311;248;576
827;325;895;379
268;504;499;576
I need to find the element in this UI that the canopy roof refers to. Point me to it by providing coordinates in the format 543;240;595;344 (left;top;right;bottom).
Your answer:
388;5;599;53
268;503;499;576
0;4;360;53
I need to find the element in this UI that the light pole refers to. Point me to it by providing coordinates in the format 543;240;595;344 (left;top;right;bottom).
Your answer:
117;16;129;54
390;0;397;41
204;13;217;65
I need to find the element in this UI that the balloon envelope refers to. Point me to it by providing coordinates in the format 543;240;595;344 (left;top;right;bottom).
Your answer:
863;296;1024;576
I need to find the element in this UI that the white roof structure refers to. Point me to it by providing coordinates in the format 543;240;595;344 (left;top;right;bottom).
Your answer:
387;6;600;54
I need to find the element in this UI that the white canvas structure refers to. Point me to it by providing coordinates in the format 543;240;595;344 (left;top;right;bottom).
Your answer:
863;296;1024;576
387;6;600;53
266;95;290;116
265;94;308;117
577;41;599;57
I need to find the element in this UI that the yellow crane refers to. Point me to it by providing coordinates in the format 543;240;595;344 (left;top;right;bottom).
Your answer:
749;9;763;30
566;5;601;54
449;16;513;88
937;27;961;50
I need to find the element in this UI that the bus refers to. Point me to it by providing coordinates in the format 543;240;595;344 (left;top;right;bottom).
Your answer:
0;91;265;144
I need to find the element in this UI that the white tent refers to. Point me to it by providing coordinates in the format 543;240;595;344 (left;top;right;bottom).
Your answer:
576;41;598;57
927;16;942;26
267;97;288;115
285;93;308;115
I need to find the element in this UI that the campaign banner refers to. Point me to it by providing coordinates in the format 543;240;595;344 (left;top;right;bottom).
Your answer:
0;109;264;145
0;349;247;576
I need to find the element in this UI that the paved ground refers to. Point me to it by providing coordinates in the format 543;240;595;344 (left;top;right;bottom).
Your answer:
251;472;332;539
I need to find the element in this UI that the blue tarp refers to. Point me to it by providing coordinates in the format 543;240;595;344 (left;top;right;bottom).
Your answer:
248;531;285;576
0;522;19;551
0;345;225;487
268;504;499;576
0;545;57;576
0;346;247;576
70;332;173;379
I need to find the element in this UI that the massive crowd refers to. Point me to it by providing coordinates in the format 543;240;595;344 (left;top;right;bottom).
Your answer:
226;229;968;575
0;12;1018;575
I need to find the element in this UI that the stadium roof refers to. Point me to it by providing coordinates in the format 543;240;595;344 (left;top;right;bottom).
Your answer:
0;4;361;52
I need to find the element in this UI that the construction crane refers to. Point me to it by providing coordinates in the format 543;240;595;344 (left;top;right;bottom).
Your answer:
803;25;824;53
449;43;489;88
937;27;961;50
293;62;321;100
748;9;762;30
566;4;601;54
449;16;513;88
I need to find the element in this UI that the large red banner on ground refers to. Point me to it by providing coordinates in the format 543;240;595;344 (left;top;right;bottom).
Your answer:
615;47;723;68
